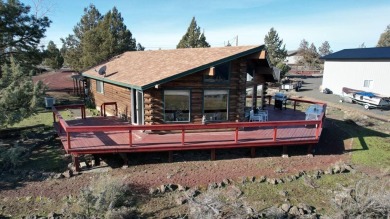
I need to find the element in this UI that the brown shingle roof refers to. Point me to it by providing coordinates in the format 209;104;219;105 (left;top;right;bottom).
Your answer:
82;45;263;90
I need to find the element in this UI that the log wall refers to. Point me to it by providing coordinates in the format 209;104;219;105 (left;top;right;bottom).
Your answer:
89;80;131;120
144;58;248;125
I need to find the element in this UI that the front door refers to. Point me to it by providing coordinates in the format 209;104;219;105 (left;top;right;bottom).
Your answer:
131;89;143;125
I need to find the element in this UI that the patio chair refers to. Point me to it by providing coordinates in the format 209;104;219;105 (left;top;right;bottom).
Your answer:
258;110;269;121
249;110;263;122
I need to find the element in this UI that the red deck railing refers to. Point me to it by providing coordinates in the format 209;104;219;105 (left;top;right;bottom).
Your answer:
52;100;326;153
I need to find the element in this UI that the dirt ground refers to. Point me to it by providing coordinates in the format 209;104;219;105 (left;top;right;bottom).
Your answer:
0;71;368;217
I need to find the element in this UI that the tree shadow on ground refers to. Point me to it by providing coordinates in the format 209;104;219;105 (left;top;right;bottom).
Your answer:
0;125;70;191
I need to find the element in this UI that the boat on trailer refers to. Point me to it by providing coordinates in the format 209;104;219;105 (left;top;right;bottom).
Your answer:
340;87;390;110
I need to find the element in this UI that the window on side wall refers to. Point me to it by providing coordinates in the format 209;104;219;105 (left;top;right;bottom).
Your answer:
96;81;104;94
203;90;228;121
363;80;373;89
204;62;230;83
164;90;190;122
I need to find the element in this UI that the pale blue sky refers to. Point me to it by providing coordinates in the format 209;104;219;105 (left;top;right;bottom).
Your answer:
22;0;390;52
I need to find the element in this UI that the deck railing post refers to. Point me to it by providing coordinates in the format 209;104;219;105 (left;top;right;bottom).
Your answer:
52;111;56;123
129;130;132;147
235;127;239;143
294;101;297;111
273;126;277;142
181;129;185;145
315;124;319;139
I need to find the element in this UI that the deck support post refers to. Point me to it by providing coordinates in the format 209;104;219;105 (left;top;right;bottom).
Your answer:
251;147;256;158
211;149;216;161
72;155;81;172
119;153;129;167
282;146;288;158
168;151;173;163
307;144;314;157
93;155;101;166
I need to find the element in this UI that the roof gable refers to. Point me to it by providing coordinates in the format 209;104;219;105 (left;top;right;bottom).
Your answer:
82;45;264;90
321;47;390;60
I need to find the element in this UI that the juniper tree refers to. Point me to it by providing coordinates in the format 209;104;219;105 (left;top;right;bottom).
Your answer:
0;58;45;128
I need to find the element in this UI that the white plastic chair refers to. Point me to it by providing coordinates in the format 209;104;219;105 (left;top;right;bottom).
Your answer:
258;110;269;121
249;110;263;122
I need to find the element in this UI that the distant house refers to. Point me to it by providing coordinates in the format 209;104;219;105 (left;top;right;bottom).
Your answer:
321;47;390;96
285;50;302;66
82;45;277;125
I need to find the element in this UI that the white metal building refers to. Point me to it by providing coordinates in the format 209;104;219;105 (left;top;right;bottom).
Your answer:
321;47;390;96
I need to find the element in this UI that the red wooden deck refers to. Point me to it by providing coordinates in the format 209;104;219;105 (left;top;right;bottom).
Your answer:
52;99;326;161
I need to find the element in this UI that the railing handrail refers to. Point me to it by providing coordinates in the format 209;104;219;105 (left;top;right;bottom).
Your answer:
65;117;323;133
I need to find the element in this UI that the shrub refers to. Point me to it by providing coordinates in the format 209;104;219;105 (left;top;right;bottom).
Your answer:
331;178;390;218
0;143;29;169
77;175;135;217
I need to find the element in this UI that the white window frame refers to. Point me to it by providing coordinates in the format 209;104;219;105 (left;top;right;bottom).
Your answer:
363;80;373;89
96;80;104;94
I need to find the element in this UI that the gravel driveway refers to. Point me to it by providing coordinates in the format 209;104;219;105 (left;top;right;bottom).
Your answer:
289;76;390;121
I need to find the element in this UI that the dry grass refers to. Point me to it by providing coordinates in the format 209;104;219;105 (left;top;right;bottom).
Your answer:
331;177;390;218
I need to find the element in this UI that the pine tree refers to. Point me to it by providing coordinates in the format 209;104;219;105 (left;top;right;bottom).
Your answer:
0;0;51;71
44;41;63;70
177;17;210;48
61;4;139;71
0;58;45;128
318;41;332;57
377;25;390;47
298;40;321;69
264;27;289;77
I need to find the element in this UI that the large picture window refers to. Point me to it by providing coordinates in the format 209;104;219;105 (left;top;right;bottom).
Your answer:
204;62;230;83
204;90;228;121
96;80;104;94
164;90;190;122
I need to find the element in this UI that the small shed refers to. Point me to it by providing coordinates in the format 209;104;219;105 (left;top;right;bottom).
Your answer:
321;47;390;96
82;45;277;125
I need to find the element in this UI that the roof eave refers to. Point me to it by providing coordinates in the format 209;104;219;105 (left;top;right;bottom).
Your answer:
82;74;142;90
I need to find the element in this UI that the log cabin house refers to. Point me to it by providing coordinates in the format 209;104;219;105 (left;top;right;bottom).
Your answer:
82;45;278;125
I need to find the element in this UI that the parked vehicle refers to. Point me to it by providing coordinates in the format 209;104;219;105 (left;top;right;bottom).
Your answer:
280;78;303;91
322;88;332;94
340;87;390;110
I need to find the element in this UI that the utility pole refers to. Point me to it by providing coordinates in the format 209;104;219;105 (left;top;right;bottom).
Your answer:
236;35;238;46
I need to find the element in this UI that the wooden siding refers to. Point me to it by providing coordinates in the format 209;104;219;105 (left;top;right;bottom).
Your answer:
90;80;131;119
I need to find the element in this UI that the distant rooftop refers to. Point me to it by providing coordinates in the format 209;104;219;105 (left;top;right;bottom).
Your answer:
321;47;390;60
